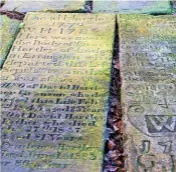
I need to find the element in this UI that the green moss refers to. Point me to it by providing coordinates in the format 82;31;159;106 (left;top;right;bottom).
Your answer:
0;16;20;68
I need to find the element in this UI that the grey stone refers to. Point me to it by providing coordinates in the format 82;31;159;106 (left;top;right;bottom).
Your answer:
93;0;173;14
118;14;176;171
1;0;86;13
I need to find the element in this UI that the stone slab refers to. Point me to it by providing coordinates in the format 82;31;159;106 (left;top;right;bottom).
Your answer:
0;13;115;172
0;15;20;68
118;14;176;171
93;0;173;14
1;0;86;13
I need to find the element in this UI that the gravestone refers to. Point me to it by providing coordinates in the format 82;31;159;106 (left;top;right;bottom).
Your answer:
1;13;115;172
0;15;20;68
93;0;172;14
1;0;86;13
118;14;176;171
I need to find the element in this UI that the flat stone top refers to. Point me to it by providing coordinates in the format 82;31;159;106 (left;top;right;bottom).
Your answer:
93;0;173;14
1;0;86;13
118;14;176;171
0;15;20;67
1;13;115;172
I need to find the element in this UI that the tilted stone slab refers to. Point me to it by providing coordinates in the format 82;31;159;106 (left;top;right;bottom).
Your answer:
93;0;172;14
118;14;176;171
0;15;20;68
1;0;86;13
0;13;115;172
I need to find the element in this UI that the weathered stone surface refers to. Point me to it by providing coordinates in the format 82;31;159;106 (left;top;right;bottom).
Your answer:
118;14;176;171
0;15;20;67
1;13;115;172
1;0;86;13
93;0;172;14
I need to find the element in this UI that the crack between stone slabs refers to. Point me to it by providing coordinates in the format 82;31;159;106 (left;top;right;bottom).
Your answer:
103;15;125;172
0;10;25;20
0;0;5;7
85;0;93;13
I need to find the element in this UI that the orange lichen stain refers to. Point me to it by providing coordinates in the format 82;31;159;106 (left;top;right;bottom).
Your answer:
138;27;147;34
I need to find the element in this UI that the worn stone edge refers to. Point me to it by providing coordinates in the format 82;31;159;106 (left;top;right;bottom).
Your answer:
92;1;173;14
0;1;89;13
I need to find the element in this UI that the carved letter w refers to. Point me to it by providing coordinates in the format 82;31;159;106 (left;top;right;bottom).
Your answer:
146;115;176;133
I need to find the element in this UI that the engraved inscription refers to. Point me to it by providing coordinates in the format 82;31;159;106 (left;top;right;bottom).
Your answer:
145;115;176;133
118;14;176;171
1;13;115;172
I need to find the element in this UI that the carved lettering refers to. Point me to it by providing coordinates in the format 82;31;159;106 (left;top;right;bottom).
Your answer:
1;13;115;171
145;115;176;133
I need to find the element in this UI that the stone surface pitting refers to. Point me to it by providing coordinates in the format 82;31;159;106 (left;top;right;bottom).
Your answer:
0;15;20;67
1;0;86;13
118;14;176;171
1;13;115;172
93;0;172;14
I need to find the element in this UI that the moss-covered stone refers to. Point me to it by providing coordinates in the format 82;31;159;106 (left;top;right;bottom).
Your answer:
0;15;20;68
1;13;115;172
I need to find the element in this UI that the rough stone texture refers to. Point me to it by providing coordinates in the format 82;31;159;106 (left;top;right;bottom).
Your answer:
0;15;20;67
118;14;176;171
93;0;173;14
1;13;115;172
1;0;86;13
